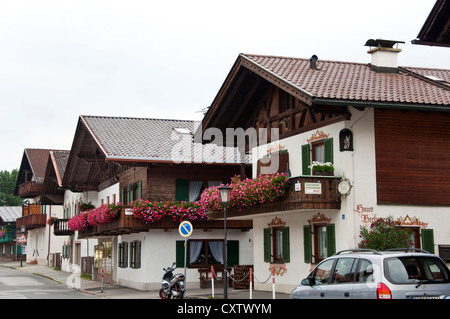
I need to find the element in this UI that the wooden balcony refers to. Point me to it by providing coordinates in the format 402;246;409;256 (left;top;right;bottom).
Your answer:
17;181;43;198
207;176;342;219
78;206;252;239
16;213;46;230
53;219;74;236
22;204;42;216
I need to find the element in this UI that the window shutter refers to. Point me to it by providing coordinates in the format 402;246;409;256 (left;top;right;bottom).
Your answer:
326;224;336;257
121;188;125;204
176;240;190;267
263;228;271;262
175;179;189;201
136;181;142;200
227;240;239;267
118;243;123;267
303;225;312;263
422;229;435;254
282;227;290;263
124;242;128;268
129;241;135;268
324;138;334;163
301;144;311;175
136;241;141;268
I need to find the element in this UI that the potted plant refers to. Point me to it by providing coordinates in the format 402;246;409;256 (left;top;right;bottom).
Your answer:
309;161;334;176
78;201;95;212
47;217;58;226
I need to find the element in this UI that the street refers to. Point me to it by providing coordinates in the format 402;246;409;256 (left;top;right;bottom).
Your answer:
0;266;98;299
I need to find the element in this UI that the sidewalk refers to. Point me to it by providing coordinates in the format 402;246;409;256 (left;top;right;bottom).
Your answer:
0;262;290;299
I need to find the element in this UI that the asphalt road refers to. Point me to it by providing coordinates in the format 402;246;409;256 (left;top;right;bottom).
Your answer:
0;266;98;299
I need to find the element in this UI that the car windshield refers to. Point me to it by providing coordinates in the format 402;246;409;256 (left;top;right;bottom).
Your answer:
384;256;450;284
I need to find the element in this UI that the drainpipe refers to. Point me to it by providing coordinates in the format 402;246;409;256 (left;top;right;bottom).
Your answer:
47;205;52;266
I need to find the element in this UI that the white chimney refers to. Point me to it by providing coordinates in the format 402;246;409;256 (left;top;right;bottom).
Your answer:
365;39;405;73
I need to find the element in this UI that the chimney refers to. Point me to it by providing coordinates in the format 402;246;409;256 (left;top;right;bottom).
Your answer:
365;39;405;73
309;55;318;70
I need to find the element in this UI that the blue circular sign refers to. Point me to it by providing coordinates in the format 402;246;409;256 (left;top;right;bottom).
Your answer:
178;221;193;237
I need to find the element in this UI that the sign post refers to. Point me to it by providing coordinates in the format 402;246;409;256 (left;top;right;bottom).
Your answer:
178;221;193;293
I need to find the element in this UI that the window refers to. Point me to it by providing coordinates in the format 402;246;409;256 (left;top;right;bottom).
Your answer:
331;258;357;284
301;138;333;175
176;240;239;268
384;256;450;284
304;224;336;264
264;227;290;263
121;181;142;204
176;179;222;202
118;242;128;268
311;259;335;285
356;259;374;283
129;241;141;269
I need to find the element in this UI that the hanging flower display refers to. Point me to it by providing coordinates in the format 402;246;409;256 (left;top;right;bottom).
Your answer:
131;200;208;224
200;173;290;212
68;203;123;231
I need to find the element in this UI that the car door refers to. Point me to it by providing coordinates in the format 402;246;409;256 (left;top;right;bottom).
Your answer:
299;259;336;299
326;257;357;299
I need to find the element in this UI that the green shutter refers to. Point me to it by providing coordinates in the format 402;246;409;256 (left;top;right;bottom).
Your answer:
303;225;312;263
324;138;334;163
136;181;142;200
422;229;435;254
282;227;290;263
326;224;336;257
118;243;123;267
227;240;239;267
263;228;271;262
175;179;189;201
121;188;125;204
129;241;135;268
136;241;141;268
176;240;189;267
301;144;311;175
124;242;128;267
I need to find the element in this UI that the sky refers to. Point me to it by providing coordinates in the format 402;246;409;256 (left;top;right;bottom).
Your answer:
0;0;448;172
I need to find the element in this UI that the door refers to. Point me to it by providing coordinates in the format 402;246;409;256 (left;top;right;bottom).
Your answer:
298;259;335;299
326;258;357;299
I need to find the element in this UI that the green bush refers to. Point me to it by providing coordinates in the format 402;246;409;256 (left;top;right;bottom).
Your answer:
358;216;413;251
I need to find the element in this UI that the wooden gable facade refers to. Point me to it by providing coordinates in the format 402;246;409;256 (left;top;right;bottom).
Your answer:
202;55;350;147
202;53;450;208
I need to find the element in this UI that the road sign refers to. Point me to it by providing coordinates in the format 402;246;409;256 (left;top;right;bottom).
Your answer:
178;221;193;238
18;234;27;244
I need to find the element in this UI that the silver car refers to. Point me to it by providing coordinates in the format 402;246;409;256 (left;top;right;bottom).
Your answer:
291;249;450;299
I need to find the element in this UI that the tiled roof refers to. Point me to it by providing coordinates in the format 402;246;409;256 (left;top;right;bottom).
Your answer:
241;54;450;106
50;150;70;186
24;149;55;183
81;116;247;164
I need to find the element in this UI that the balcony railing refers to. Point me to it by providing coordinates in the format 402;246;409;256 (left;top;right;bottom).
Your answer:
16;214;47;230
78;206;252;239
17;181;43;199
207;176;342;219
53;219;74;236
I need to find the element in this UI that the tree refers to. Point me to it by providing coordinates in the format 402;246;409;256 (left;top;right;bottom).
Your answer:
358;216;412;251
0;169;23;206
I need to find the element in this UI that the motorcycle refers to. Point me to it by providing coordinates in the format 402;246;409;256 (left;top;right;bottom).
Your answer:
159;262;185;299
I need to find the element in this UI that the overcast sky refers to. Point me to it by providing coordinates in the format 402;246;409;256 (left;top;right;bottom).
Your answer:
0;0;448;171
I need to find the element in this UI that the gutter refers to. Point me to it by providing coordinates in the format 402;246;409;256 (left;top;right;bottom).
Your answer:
105;155;250;165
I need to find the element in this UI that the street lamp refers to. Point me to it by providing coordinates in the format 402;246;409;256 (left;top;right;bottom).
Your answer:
218;185;231;299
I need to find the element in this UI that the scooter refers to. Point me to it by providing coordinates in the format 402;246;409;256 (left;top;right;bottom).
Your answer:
159;262;185;299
